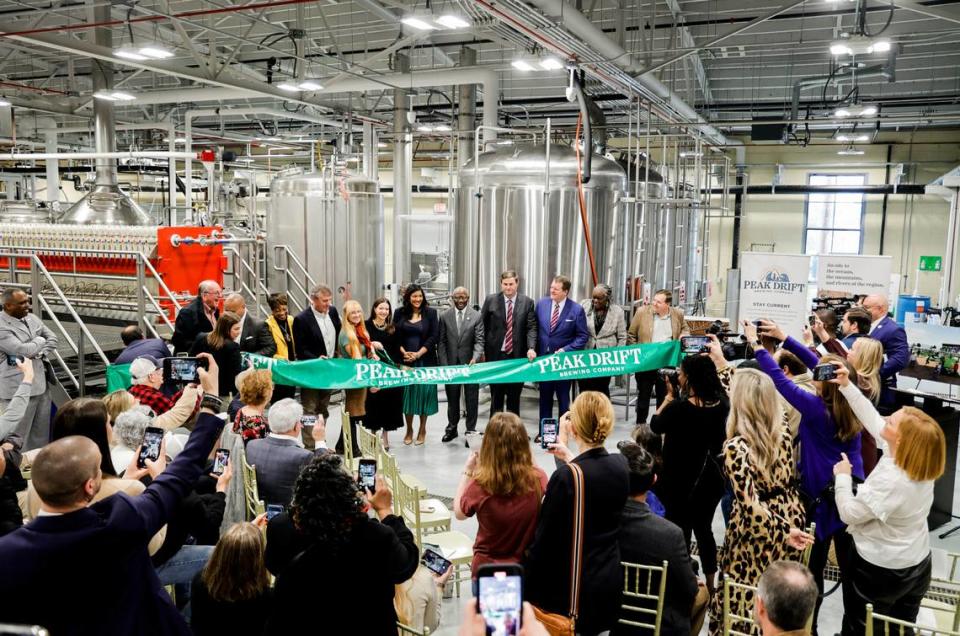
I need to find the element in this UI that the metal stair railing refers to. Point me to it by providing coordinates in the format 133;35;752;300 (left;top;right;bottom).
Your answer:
270;244;317;313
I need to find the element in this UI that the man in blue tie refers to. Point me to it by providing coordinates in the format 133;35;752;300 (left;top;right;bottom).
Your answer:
534;275;589;425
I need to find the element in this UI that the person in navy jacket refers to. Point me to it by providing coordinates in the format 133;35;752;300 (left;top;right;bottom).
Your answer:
535;275;589;422
0;354;224;636
862;294;910;389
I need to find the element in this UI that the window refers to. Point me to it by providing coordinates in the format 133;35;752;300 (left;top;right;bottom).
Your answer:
803;173;866;255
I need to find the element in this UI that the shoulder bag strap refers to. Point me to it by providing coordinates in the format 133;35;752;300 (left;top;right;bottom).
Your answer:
567;462;586;622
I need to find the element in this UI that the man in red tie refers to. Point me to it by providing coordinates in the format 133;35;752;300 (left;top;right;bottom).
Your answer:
480;270;537;418
534;275;589;423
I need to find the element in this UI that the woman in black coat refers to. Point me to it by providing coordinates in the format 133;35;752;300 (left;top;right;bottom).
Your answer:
525;391;630;635
265;453;420;635
190;312;244;398
392;284;440;446
365;297;405;450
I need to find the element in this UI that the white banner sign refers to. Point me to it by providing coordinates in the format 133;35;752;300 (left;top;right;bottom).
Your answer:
816;254;893;295
739;252;811;339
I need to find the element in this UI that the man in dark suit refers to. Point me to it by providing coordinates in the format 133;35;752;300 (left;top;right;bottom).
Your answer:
614;441;706;636
292;284;340;449
862;294;910;389
480;270;537;418
246;398;327;506
438;286;485;442
0;354;223;635
115;325;171;365
224;293;277;357
535;275;588;422
172;280;221;354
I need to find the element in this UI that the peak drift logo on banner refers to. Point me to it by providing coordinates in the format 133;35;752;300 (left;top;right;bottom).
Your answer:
742;269;807;294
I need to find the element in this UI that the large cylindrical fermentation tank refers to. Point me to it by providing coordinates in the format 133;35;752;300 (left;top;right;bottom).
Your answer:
454;144;630;304
267;169;384;309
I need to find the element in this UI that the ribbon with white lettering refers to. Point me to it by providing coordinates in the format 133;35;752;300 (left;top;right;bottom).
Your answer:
106;341;680;392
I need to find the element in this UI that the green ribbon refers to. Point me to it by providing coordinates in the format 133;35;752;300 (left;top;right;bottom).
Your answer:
106;341;680;393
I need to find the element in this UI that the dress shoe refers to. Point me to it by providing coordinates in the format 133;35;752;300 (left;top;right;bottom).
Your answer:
442;430;458;443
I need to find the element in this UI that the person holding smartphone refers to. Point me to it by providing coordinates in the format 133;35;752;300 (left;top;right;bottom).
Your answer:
746;319;863;631
524;391;629;635
394;556;452;633
265;453;419;634
453;412;548;576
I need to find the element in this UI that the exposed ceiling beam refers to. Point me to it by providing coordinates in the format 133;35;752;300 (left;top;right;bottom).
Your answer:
890;0;960;25
661;0;712;102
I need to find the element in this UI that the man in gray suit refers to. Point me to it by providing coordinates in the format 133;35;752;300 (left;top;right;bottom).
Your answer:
0;289;58;451
245;398;327;507
439;287;484;442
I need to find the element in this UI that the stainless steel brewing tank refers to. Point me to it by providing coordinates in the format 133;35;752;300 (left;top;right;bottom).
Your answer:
267;170;384;309
454;144;630;304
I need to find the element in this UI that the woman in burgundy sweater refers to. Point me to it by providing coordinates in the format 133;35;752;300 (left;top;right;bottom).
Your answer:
453;412;548;576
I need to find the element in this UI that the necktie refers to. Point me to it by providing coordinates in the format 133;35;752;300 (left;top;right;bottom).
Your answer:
504;299;514;354
550;302;560;332
457;310;463;333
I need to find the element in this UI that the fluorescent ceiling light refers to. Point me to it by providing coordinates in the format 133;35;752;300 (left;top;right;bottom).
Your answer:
297;81;323;91
836;134;869;142
511;59;536;71
401;16;437;30
539;57;564;70
138;46;174;59
110;91;136;101
115;48;148;61
834;107;851;117
838;147;865;156
860;105;878;116
277;82;300;91
830;34;894;56
435;14;470;29
433;124;451;132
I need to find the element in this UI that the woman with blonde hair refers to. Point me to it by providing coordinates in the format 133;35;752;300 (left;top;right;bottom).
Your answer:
454;412;548;576
337;299;377;455
190;311;243;398
525;391;629;635
708;369;812;636
191;522;272;635
831;363;946;635
103;389;136;425
394;564;451;633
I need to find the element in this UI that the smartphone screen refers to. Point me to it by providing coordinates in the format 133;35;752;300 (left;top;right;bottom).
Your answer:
212;448;230;475
266;504;284;521
6;354;21;366
476;564;523;635
422;548;452;576
300;414;318;427
358;459;376;493
813;364;837;381
138;427;164;468
680;335;710;354
540;418;558;449
163;357;204;383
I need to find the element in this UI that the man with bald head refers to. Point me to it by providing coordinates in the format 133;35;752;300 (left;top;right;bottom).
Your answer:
172;280;221;354
438;286;484;442
223;293;277;357
0;354;225;635
861;294;910;394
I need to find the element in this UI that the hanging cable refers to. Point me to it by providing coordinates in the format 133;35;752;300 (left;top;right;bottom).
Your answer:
574;113;599;288
862;0;896;37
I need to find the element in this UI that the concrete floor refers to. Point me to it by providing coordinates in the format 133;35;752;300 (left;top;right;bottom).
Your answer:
321;388;960;636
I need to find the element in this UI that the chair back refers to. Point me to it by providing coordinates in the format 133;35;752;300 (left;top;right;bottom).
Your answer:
240;451;265;520
866;603;960;636
721;576;758;636
379;446;400;488
392;469;423;546
357;424;379;458
800;522;816;568
619;560;669;635
396;622;430;636
923;577;960;632
341;409;353;464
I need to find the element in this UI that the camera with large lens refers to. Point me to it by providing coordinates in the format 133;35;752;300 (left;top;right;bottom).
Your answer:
704;320;752;361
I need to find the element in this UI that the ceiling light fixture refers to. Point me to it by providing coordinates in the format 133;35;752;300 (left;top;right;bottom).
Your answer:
834;103;877;118
435;14;470;29
115;48;148;61
539;57;565;70
838;146;865;156
416;125;434;133
836;134;869;143
433;124;452;132
138;46;175;59
511;59;536;71
277;82;300;91
829;34;893;56
297;81;323;91
93;90;136;101
0;98;11;107
401;16;437;30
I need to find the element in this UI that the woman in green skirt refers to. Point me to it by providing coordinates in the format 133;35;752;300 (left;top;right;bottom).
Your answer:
394;284;440;446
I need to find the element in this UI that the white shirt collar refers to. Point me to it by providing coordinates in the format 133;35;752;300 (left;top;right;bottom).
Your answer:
235;312;246;342
37;508;65;517
552;298;566;314
870;317;883;333
268;432;304;447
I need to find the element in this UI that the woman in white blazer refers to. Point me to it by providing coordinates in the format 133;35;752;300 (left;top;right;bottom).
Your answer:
578;283;627;396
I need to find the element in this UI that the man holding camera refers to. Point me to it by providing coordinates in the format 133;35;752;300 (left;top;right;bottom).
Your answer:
627;289;689;426
0;289;59;451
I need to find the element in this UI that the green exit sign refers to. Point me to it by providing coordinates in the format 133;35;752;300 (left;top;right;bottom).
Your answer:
919;256;942;272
